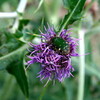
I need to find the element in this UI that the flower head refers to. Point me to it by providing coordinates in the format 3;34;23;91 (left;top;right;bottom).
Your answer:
27;26;79;83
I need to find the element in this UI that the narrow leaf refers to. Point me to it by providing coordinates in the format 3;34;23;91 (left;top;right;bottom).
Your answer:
6;57;29;97
59;0;86;31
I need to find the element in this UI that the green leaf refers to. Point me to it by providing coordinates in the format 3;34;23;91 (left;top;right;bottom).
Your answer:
0;31;22;47
59;0;86;31
0;44;27;70
0;31;29;97
63;0;85;11
0;31;26;70
18;19;30;31
14;30;23;38
22;29;34;41
14;29;35;41
6;56;29;97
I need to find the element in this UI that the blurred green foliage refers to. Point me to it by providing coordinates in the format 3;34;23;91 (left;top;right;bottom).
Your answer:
0;0;100;100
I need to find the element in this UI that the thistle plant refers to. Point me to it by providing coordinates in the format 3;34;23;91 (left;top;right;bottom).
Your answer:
27;27;79;83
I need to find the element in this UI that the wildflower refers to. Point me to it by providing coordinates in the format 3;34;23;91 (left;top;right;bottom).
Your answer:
27;26;79;83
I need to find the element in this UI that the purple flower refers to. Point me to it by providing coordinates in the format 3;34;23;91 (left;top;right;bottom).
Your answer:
27;26;79;84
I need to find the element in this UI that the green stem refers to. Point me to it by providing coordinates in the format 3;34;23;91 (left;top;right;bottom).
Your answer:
77;1;96;99
77;23;85;100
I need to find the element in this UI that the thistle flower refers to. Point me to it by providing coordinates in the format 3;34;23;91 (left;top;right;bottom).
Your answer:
27;26;79;84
